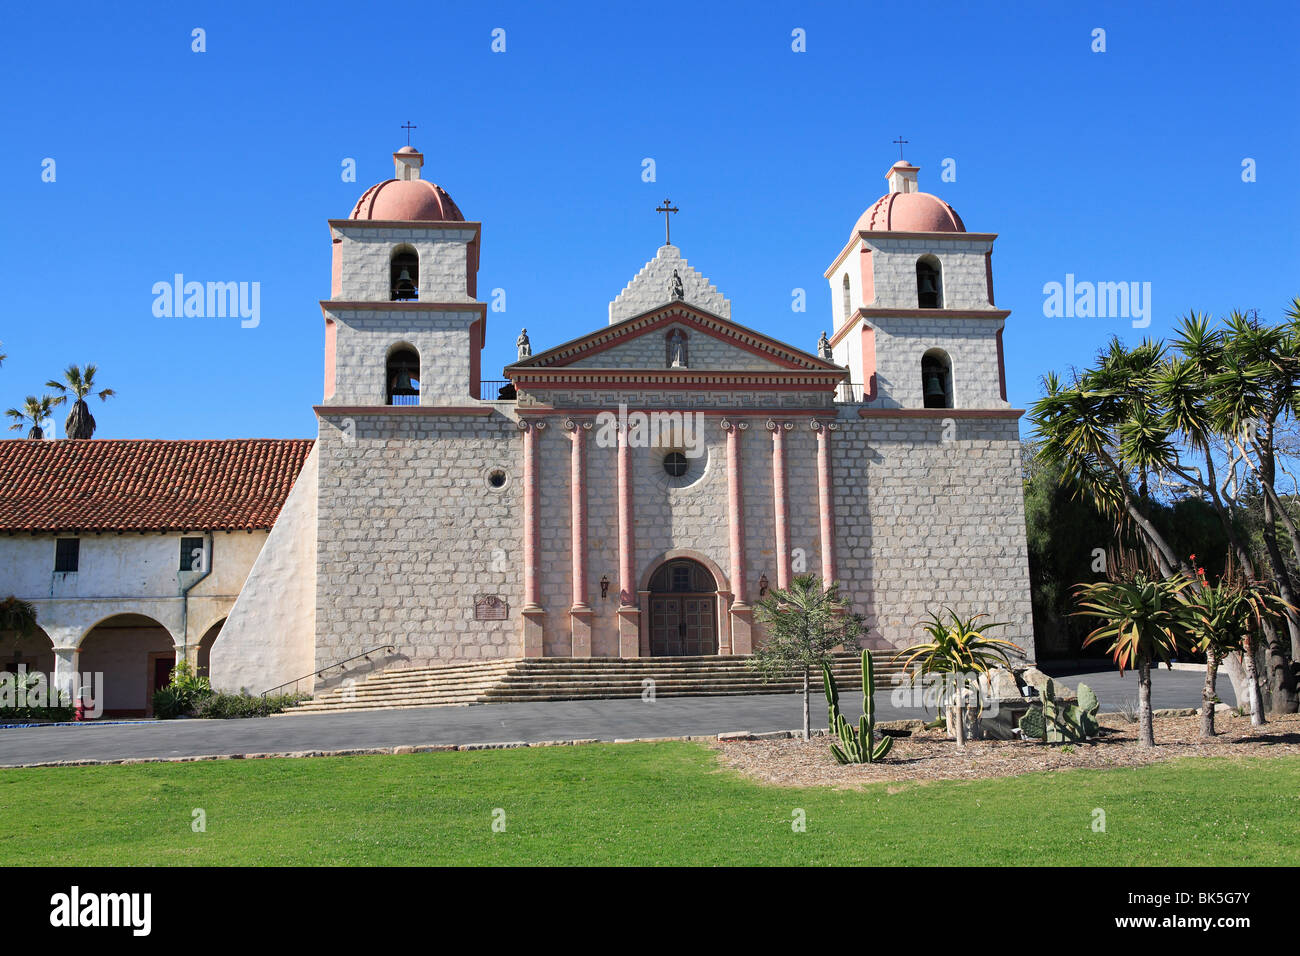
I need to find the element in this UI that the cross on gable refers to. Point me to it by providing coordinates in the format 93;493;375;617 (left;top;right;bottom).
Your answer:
655;198;679;245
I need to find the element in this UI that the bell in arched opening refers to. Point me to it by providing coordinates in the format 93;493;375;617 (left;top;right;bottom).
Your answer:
916;258;942;309
921;352;952;409
390;249;419;301
386;347;420;406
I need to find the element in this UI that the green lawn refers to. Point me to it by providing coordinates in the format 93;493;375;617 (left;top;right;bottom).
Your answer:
1;742;1297;865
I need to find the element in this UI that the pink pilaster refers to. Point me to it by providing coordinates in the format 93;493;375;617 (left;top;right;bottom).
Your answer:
616;421;640;656
725;420;753;654
568;420;592;657
815;420;837;585
770;420;791;591
520;421;545;657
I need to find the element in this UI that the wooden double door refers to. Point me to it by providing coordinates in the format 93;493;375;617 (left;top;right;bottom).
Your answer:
647;559;719;656
649;595;717;656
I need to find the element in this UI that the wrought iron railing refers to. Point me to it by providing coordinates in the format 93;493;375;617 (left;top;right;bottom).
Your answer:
480;380;515;401
260;644;396;699
388;392;419;406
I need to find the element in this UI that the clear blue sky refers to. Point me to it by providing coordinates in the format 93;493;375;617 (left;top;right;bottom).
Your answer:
2;0;1296;440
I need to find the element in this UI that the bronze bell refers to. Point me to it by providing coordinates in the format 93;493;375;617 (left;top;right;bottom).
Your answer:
394;268;416;298
918;272;939;296
924;371;946;400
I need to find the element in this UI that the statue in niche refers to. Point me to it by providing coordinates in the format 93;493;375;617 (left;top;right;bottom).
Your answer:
669;269;684;300
516;328;531;360
667;328;688;368
818;330;832;360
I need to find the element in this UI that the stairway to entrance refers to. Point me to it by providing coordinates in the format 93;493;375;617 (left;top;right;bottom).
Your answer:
287;652;908;714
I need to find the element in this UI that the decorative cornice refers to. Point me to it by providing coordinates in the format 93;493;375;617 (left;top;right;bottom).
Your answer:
321;300;486;315
506;303;841;373
510;368;844;392
328;219;482;233
313;405;496;417
857;407;1024;420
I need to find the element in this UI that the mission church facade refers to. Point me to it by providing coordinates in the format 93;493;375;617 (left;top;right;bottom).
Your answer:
0;145;1033;709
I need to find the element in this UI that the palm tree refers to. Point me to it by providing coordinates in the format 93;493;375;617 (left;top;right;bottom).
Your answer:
1073;559;1201;747
0;596;38;639
5;395;56;439
895;609;1021;747
0;341;6;367
750;575;866;740
46;364;114;439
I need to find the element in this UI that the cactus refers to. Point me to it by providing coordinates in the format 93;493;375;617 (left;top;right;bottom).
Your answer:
1023;679;1100;743
1019;705;1046;739
822;650;893;764
1077;683;1100;737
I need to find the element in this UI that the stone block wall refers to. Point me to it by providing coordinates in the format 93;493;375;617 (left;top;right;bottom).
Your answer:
829;411;1034;658
314;410;522;669
868;314;1006;410
324;306;481;405
331;225;478;303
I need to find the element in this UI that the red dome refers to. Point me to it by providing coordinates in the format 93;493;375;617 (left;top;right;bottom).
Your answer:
349;179;464;222
855;191;965;233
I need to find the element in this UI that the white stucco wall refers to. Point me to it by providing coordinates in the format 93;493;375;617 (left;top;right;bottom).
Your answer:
210;446;319;695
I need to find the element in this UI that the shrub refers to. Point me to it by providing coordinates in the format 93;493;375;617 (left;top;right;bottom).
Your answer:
195;692;302;719
151;661;213;719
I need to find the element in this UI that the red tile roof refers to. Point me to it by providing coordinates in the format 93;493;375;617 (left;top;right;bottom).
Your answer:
0;439;314;533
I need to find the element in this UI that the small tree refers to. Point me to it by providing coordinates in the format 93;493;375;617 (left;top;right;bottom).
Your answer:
46;364;114;439
750;574;865;740
1074;555;1201;747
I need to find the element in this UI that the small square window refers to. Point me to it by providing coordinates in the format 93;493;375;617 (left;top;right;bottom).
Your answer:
54;538;79;573
180;537;205;572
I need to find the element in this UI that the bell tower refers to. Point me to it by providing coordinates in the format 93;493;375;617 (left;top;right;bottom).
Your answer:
320;146;486;407
823;159;1009;410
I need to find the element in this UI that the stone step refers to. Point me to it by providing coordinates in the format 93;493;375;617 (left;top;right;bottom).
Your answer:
289;653;905;714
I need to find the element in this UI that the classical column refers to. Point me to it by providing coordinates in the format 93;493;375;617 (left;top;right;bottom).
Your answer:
814;419;838;585
567;419;592;657
616;419;640;657
724;420;753;654
769;420;791;590
520;420;546;657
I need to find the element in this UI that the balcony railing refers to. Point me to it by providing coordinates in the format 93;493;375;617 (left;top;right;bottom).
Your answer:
387;392;419;406
480;380;516;402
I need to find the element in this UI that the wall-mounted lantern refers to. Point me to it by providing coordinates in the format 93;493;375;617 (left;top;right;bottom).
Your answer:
758;573;769;598
600;575;610;600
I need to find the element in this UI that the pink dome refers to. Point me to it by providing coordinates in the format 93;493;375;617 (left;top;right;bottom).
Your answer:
854;191;965;233
349;179;464;222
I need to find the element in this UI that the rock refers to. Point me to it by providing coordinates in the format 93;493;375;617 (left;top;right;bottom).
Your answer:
1020;667;1050;696
986;666;1020;700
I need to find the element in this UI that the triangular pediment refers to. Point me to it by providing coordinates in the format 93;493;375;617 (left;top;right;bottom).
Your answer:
508;302;841;375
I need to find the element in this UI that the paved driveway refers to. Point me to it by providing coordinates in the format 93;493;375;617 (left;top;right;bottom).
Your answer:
0;666;1217;767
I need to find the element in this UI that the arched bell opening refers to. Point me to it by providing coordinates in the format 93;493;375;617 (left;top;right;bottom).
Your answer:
922;349;954;409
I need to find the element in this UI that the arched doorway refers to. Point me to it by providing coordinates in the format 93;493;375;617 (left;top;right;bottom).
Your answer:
196;618;225;680
648;559;718;656
78;614;176;718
